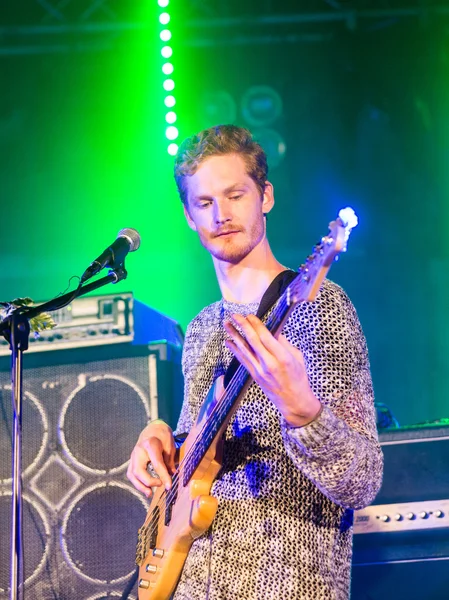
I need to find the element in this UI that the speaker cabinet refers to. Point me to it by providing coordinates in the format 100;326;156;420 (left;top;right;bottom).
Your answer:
0;342;183;599
352;425;449;600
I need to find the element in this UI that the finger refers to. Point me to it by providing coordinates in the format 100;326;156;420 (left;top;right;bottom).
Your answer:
224;320;257;359
127;468;155;498
225;337;259;381
278;334;306;363
245;314;290;357
143;438;173;490
225;316;281;374
162;447;176;474
224;326;263;379
128;448;163;489
126;458;162;497
127;474;151;497
229;314;285;363
160;431;177;473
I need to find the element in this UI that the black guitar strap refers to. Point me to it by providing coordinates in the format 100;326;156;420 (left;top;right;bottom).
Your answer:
223;269;297;388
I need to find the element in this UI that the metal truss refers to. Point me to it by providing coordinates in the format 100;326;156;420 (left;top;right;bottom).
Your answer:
1;0;448;55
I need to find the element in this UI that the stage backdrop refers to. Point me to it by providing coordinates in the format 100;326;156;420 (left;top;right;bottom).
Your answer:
1;5;449;427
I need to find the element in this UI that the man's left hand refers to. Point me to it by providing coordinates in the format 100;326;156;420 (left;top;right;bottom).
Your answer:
224;313;322;427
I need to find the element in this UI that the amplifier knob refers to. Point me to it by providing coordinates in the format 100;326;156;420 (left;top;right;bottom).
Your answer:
394;513;403;521
418;511;429;519
380;514;390;522
434;510;445;518
405;512;416;520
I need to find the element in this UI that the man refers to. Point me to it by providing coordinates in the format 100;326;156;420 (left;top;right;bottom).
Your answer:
127;125;383;599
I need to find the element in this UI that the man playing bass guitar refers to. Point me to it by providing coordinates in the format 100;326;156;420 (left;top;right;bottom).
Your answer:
127;125;383;600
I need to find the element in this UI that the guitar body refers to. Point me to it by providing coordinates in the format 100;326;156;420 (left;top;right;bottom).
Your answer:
137;380;227;600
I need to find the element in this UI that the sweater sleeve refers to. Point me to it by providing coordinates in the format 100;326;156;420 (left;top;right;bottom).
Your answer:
279;280;383;510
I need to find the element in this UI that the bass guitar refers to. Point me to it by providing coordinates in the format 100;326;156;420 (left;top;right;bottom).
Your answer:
135;208;358;599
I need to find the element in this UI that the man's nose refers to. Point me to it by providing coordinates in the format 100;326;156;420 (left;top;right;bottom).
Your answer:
213;202;232;224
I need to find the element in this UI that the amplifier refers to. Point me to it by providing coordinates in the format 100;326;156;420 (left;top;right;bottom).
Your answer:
0;293;184;355
352;425;449;600
354;424;449;541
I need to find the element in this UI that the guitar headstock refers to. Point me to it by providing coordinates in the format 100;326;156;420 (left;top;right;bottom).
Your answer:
288;207;358;304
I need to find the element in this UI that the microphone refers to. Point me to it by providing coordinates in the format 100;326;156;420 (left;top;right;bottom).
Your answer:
81;228;141;283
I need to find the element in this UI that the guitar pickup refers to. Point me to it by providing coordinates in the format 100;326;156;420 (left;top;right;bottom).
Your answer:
164;501;173;526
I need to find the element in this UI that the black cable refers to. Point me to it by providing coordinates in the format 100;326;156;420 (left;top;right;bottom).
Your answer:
120;566;139;599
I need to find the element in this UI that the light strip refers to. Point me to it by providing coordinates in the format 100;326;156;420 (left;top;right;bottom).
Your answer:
158;0;179;155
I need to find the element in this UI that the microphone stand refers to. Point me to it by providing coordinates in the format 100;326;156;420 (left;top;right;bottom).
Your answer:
0;265;128;600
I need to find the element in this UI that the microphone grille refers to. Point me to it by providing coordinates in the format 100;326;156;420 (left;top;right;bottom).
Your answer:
118;228;141;252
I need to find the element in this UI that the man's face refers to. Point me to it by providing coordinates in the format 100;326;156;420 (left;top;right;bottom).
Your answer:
183;153;274;264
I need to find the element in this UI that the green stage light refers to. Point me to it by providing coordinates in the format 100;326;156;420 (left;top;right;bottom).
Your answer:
166;125;179;140
166;111;177;124
168;143;179;156
157;0;178;155
162;62;174;75
160;29;172;42
161;45;173;58
159;12;170;25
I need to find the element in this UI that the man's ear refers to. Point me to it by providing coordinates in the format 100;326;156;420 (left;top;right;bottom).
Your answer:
183;204;197;231
262;181;275;216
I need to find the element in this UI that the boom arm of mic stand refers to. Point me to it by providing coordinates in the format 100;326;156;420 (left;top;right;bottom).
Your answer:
24;266;127;319
0;266;128;337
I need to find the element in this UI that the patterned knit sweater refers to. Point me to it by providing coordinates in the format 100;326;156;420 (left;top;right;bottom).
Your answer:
173;279;383;600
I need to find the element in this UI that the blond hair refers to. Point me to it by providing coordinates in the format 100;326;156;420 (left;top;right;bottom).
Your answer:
174;125;268;206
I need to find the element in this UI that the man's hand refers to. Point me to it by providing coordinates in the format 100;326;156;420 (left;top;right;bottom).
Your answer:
224;314;322;427
126;419;176;497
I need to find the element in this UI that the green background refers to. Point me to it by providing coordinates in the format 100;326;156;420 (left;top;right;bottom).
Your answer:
1;2;449;427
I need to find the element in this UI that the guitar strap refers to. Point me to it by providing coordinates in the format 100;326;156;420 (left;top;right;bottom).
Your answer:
223;268;297;388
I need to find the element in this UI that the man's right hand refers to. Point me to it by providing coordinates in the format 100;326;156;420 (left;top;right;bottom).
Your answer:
126;419;176;498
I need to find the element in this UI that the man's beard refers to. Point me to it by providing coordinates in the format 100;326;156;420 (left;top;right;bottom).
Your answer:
200;218;265;265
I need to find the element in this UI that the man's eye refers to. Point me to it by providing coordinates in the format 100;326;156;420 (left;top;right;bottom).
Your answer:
229;194;242;200
198;201;212;208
